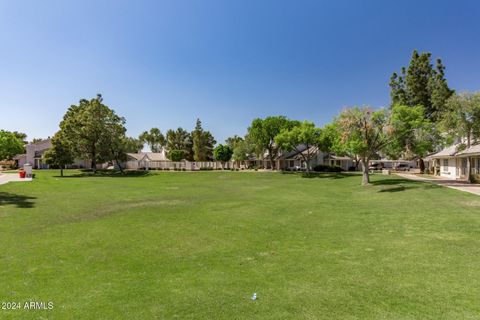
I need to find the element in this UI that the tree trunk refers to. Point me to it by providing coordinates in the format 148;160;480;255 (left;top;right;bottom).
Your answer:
419;158;425;174
269;153;276;170
91;159;97;173
354;158;360;171
60;168;64;177
361;158;370;185
117;160;124;174
91;145;97;173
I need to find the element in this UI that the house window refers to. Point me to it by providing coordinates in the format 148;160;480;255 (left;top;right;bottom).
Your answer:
289;160;294;167
443;159;448;167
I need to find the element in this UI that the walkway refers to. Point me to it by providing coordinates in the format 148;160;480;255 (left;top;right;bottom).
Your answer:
0;173;32;185
396;173;480;196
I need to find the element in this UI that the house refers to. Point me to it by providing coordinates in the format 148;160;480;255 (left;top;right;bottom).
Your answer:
239;145;355;171
125;151;170;170
325;155;355;171
14;139;90;169
13;139;52;169
426;143;480;180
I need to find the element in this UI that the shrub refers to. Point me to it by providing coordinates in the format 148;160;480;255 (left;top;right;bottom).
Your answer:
313;164;343;172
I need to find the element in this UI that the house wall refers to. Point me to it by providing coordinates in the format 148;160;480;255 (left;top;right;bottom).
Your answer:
439;157;457;179
17;157;27;168
329;159;354;171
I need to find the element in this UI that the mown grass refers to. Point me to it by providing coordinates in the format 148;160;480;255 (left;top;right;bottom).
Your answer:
1;170;480;319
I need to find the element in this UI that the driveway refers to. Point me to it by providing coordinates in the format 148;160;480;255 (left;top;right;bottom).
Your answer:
0;173;32;185
396;173;480;196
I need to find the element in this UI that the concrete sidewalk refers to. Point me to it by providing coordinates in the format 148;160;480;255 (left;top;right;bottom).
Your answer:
0;173;32;185
396;173;480;196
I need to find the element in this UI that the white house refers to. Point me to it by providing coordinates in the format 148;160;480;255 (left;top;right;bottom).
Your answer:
426;143;480;180
14;139;91;169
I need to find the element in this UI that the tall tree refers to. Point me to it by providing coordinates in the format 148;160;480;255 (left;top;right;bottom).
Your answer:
247;116;299;170
139;128;165;152
225;135;243;150
439;92;480;181
335;106;432;185
390;50;454;121
192;119;216;161
123;137;144;153
166;128;193;161
44;133;74;177
58;94;127;173
12;131;27;145
274;121;321;173
318;123;361;170
335;107;392;185
385;105;439;172
0;130;24;160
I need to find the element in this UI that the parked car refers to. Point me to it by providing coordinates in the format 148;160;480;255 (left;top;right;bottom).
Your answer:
395;164;410;171
369;163;383;170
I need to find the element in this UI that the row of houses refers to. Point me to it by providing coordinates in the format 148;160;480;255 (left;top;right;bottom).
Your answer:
13;140;357;171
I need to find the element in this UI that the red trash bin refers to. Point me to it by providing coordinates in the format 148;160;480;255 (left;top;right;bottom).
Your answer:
19;171;26;178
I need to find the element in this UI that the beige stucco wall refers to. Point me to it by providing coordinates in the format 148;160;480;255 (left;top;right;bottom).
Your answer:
439;157;457;179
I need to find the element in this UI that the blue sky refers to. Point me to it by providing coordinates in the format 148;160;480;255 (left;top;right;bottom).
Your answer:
1;0;480;144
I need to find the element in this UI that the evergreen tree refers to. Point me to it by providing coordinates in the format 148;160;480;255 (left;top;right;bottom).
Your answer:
390;50;454;121
192;119;216;161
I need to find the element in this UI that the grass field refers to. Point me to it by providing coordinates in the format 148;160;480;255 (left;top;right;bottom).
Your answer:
1;170;480;319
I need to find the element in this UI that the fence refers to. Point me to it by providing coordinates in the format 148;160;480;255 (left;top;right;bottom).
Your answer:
125;160;235;171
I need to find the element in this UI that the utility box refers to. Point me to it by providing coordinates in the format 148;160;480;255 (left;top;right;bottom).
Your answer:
24;163;33;178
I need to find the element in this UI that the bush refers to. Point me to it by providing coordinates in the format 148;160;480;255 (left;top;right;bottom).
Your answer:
313;164;343;172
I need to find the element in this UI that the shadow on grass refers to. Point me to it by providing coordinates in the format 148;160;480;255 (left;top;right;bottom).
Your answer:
301;172;353;179
0;192;36;208
55;170;150;178
370;177;442;193
281;171;354;179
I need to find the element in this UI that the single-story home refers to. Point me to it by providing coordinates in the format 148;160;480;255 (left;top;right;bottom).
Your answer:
426;143;480;180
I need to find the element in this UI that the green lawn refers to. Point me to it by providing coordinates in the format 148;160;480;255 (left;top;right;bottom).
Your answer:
1;170;480;319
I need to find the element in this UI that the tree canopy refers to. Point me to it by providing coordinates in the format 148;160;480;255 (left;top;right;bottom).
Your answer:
58;94;127;172
44;133;74;176
247;116;299;169
214;144;233;165
389;50;454;121
166;128;193;161
0;130;24;161
275;121;321;172
139;128;165;152
192;119;216;161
